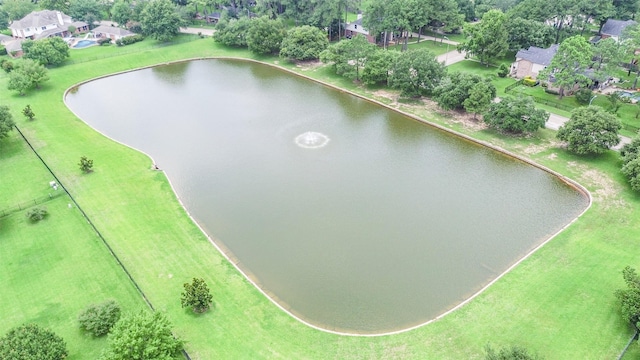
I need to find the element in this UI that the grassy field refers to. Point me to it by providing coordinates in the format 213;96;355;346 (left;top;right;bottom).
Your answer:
1;36;640;359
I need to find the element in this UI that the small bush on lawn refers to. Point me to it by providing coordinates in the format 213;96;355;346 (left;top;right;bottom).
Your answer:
98;38;112;46
497;63;509;78
26;206;47;222
78;300;121;337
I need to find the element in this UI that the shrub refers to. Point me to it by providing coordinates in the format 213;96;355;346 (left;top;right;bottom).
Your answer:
115;34;144;46
0;45;6;56
26;206;48;222
574;88;593;104
497;63;509;78
0;323;68;360
78;156;94;173
78;300;121;337
98;38;112;46
0;59;13;73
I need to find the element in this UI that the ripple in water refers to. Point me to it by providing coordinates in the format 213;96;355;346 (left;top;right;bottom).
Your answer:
295;131;330;149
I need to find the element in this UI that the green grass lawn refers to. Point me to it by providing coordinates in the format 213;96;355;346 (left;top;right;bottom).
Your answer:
405;38;452;56
1;37;640;359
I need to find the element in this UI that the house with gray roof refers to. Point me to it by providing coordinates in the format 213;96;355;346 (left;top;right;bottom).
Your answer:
345;15;375;44
601;19;636;41
9;10;88;40
511;44;559;79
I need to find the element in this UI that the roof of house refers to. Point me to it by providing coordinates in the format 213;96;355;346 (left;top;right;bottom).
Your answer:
0;34;12;44
345;18;369;35
9;10;71;30
4;39;25;53
206;12;221;19
601;19;637;37
92;25;134;37
515;44;559;66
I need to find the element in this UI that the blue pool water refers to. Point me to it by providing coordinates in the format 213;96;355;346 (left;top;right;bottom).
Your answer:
617;91;640;101
73;39;97;48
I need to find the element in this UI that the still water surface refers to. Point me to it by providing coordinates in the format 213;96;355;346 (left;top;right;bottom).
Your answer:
66;59;589;333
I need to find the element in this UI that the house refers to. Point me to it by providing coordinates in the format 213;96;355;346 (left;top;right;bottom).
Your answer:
92;25;135;43
600;19;637;42
344;16;376;44
9;10;88;40
205;12;221;24
511;44;559;79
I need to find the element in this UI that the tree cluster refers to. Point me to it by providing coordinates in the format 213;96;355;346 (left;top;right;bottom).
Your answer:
484;96;548;134
22;37;69;66
615;266;640;330
620;136;640;191
7;59;50;96
0;323;68;360
557;106;621;155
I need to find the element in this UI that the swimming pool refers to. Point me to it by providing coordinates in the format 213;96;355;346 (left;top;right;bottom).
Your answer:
617;90;640;102
73;39;98;48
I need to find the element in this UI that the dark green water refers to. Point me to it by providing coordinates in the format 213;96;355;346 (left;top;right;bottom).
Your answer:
65;59;589;334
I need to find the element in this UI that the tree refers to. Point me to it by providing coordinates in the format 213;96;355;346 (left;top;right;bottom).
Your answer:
360;49;401;85
557;106;621;155
39;0;69;12
100;311;183;360
111;0;133;26
1;0;35;21
181;277;213;313
26;206;48;222
464;81;494;119
593;38;627;85
22;37;70;66
279;25;328;61
615;266;640;326
246;16;287;55
0;323;68;360
458;9;508;65
485;344;543;360
68;0;103;25
0;106;16;140
20;59;50;89
79;300;122;337
7;69;32;96
539;35;593;99
505;17;554;53
320;35;377;81
140;0;184;42
434;72;496;111
22;105;35;121
483;96;548;134
388;48;447;97
620;136;640;190
613;0;640;19
8;59;50;95
213;17;252;47
79;156;94;173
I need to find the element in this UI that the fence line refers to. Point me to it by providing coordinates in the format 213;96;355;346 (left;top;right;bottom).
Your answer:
0;191;65;218
13;125;191;360
617;329;638;360
65;35;202;66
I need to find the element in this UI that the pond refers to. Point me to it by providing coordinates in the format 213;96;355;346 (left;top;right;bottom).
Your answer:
65;59;589;334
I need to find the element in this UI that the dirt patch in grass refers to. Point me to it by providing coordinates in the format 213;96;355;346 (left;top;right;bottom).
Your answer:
568;161;627;209
294;60;323;72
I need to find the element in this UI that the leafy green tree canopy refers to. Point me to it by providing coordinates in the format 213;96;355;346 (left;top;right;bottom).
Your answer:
320;35;377;81
7;59;49;95
280;25;328;61
361;49;400;85
78;300;122;337
22;37;69;66
483;96;548;134
0;106;16;140
140;0;185;42
0;323;68;360
615;266;640;325
213;17;252;47
557;105;621;155
505;17;554;52
388;48;447;97
247;16;287;55
539;35;593;98
459;9;508;65
68;0;103;25
181;277;213;313
434;72;496;110
1;0;35;21
111;0;133;26
100;311;183;360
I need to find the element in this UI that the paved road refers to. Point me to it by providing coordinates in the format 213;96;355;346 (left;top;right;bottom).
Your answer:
180;27;215;36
